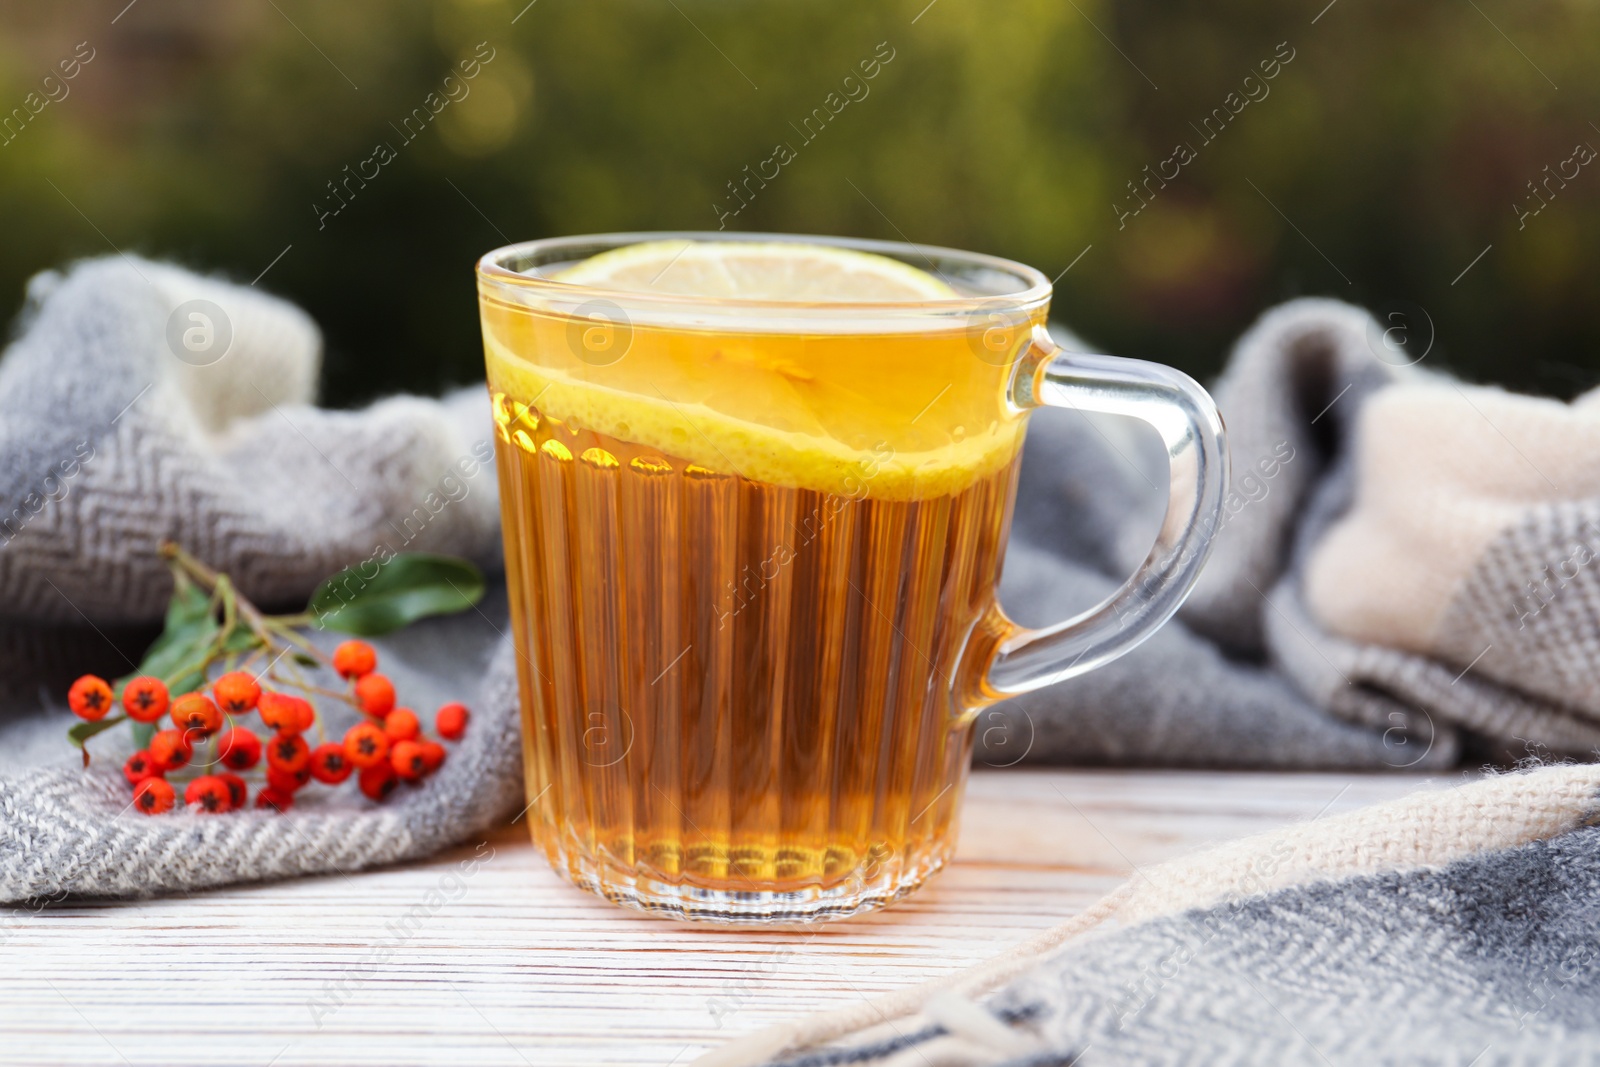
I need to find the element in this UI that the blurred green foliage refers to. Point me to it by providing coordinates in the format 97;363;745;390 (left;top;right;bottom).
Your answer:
0;0;1597;404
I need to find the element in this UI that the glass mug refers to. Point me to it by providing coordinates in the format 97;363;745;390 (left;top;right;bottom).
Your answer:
476;233;1227;923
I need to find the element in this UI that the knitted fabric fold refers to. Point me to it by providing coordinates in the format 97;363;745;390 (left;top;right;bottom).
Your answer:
0;256;521;902
699;764;1600;1067
984;300;1600;767
2;258;1598;903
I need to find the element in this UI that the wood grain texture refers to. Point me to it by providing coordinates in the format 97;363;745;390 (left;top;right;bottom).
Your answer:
0;768;1455;1066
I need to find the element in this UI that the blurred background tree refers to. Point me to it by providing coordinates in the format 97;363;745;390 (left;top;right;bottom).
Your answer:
0;0;1595;405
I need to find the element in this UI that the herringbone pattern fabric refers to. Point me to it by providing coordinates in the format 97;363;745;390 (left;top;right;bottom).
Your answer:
991;826;1600;1066
0;257;521;902
0;258;502;625
727;766;1600;1067
988;299;1600;767
1436;500;1600;724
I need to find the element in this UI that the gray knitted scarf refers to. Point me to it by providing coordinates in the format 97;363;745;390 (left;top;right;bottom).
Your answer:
0;257;1595;909
0;256;521;902
701;764;1600;1067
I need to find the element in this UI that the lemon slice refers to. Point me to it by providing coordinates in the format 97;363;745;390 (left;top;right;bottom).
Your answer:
483;239;1029;499
551;240;958;302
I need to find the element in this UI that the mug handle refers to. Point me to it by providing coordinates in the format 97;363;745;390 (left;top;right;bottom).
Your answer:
962;325;1229;705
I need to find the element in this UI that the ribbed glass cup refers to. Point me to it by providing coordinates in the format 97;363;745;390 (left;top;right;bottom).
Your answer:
477;232;1227;923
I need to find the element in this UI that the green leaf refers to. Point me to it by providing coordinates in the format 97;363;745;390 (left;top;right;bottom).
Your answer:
308;553;486;636
151;576;215;650
138;629;218;696
220;627;264;655
122;575;220;693
69;714;125;749
130;721;155;751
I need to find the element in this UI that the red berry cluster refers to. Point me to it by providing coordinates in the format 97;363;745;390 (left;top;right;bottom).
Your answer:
335;641;466;803
70;640;470;816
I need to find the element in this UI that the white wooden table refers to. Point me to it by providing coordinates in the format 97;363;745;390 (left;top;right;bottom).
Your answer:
1;768;1449;1066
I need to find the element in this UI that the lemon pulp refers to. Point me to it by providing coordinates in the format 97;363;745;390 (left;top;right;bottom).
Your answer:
552;239;959;301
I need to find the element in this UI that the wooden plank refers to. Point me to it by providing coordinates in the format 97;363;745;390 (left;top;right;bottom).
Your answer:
0;768;1448;1066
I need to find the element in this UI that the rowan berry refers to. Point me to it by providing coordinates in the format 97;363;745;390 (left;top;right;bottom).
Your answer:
292;697;316;733
419;740;447;775
266;731;311;774
434;702;469;741
257;691;305;733
333;640;377;679
217;772;248;811
358;761;398;801
134;776;175;815
309;743;352;784
267;763;311;793
184;775;232;814
354;673;395;717
67;674;113;721
217;727;262;770
171;693;222;735
255;787;293;812
149;729;193;771
121;676;170;723
122;750;161;786
390;740;427;780
383;708;420;742
213;671;261;714
343;722;390;769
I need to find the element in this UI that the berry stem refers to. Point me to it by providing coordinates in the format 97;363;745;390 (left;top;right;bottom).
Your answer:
267;671;362;711
264;619;331;666
161;543;287;651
